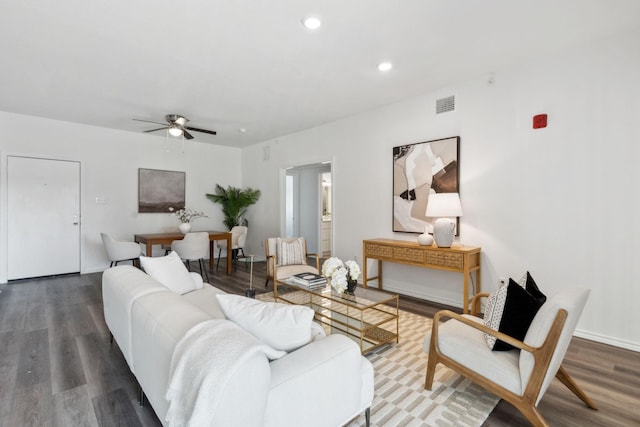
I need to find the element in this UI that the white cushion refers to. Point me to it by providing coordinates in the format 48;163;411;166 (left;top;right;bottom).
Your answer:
188;272;205;290
216;294;315;352
139;251;198;295
275;264;320;280
424;314;522;396
181;285;227;319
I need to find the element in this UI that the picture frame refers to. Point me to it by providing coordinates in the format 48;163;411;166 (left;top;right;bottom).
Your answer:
138;168;186;213
392;136;460;233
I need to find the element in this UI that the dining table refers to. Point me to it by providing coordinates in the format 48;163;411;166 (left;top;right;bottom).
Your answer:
134;230;233;275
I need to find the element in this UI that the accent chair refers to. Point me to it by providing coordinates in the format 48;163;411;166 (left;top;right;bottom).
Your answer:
423;288;597;427
264;237;319;287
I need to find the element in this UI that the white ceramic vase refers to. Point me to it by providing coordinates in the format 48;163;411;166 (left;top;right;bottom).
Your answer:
178;222;191;234
417;233;434;246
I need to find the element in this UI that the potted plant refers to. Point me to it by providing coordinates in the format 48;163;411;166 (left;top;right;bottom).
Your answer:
174;208;207;234
206;184;261;230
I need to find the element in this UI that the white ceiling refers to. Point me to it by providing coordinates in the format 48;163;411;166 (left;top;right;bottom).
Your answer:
1;0;639;148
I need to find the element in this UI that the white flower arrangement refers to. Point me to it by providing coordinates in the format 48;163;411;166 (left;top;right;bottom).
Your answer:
174;208;206;223
321;257;361;293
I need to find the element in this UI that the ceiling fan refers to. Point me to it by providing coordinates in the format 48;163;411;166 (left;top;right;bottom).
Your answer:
133;114;217;140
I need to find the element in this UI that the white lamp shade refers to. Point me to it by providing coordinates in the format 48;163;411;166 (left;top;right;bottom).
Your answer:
425;193;463;218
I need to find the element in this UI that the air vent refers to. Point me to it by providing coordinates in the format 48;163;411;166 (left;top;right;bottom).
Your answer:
436;95;455;114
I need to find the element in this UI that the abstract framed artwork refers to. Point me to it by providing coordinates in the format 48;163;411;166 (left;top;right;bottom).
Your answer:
138;168;186;213
392;136;460;233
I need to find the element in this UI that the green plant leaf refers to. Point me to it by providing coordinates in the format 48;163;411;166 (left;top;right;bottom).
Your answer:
206;185;261;230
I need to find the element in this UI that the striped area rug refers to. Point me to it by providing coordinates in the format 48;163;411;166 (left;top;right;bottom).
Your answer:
345;309;499;426
257;293;499;426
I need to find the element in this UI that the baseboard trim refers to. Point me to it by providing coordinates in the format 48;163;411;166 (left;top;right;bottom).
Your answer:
574;329;640;352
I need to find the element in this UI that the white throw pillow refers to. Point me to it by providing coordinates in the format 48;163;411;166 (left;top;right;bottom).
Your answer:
188;272;205;290
216;294;315;352
140;251;198;295
277;237;305;266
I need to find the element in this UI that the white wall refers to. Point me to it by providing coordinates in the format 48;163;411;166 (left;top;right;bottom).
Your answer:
242;29;640;351
0;112;241;281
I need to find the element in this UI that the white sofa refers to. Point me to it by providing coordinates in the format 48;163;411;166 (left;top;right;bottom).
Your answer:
102;265;374;426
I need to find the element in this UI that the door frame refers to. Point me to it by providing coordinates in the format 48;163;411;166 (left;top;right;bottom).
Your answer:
1;152;85;283
279;159;334;256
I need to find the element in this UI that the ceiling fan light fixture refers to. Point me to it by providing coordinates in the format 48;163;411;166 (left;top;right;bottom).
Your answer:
168;126;183;137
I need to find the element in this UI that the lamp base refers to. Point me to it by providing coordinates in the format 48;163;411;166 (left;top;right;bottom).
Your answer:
433;218;455;248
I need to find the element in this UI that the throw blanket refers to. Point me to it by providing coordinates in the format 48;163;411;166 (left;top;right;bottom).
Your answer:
165;319;285;427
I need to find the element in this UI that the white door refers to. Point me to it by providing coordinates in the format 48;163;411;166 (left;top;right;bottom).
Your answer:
7;156;81;280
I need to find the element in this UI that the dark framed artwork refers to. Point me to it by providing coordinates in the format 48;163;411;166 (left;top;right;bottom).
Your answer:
138;168;186;213
393;136;460;233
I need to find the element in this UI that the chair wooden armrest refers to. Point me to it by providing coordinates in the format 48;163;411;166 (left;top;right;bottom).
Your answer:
306;252;319;270
470;292;491;316
265;254;276;287
431;310;540;354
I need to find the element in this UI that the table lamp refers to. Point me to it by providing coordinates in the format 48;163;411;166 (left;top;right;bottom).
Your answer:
425;193;463;248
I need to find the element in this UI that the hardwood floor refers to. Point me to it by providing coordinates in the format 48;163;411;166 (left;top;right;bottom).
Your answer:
0;261;638;426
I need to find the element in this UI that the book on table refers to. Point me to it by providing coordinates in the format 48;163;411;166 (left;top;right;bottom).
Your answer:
290;273;327;287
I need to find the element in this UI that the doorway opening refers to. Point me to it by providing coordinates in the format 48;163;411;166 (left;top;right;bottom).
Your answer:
283;162;332;258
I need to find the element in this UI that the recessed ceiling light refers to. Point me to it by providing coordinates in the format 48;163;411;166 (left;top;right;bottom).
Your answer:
239;128;247;133
302;16;322;30
378;62;393;72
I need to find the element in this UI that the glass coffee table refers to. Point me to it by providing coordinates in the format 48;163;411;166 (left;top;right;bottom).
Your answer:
275;279;399;354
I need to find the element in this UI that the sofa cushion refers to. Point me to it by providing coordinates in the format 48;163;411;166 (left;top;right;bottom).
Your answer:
483;275;546;351
216;294;315;352
140;251;200;295
423;315;522;396
182;285;227;319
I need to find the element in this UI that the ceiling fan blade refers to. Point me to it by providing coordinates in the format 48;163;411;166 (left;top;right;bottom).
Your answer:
133;118;168;126
183;129;194;140
185;126;217;136
143;127;169;133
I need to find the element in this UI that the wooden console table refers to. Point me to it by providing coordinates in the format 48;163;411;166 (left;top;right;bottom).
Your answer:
362;239;481;313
